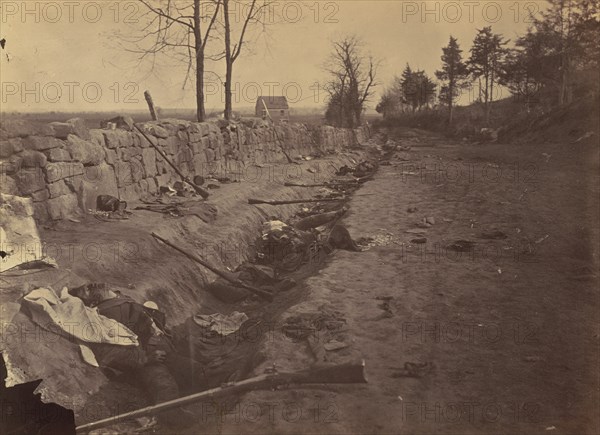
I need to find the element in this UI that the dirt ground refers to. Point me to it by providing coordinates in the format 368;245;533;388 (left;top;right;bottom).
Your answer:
189;128;599;435
3;127;598;435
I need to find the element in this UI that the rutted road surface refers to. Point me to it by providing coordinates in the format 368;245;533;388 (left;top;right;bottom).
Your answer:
204;128;599;435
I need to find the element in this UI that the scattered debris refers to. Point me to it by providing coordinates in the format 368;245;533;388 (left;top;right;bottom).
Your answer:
357;230;402;249
447;240;476;252
405;228;427;235
324;339;349;351
571;131;594;143
390;362;433;378
411;237;427;244
479;230;508;240
192;312;249;336
407;207;418;213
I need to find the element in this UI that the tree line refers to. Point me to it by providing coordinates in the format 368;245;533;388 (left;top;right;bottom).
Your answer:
375;0;599;126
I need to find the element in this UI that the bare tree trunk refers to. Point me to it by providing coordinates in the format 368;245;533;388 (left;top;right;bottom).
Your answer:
225;62;233;119
194;0;205;122
224;0;233;120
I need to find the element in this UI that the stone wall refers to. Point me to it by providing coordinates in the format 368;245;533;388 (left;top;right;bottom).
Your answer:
0;117;370;222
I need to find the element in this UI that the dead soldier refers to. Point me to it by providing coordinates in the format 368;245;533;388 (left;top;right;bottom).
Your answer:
69;283;206;427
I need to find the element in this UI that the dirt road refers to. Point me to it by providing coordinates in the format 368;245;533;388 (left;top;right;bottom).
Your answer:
204;128;599;435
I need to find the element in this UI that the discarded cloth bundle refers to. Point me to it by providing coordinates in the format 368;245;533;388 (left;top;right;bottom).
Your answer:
22;287;139;346
22;287;139;367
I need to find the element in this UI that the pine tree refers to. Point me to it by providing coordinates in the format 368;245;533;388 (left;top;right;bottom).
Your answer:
435;36;469;124
468;26;508;124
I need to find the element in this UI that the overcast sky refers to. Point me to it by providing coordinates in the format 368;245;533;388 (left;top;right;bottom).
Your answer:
0;0;546;113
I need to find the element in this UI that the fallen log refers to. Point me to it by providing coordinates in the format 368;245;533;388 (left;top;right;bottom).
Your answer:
134;124;210;199
76;360;367;433
248;197;344;206
150;232;273;301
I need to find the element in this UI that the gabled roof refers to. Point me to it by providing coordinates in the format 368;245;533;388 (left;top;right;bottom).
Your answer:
257;96;289;109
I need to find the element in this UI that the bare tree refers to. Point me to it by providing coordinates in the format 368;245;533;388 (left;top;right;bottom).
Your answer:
324;36;378;128
123;0;221;122
221;0;275;120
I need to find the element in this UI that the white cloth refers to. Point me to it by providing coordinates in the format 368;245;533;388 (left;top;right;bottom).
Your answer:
23;287;139;346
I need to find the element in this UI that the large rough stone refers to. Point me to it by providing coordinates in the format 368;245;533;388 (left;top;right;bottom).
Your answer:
47;180;71;198
191;154;206;173
45;162;84;183
22;136;64;151
191;141;203;154
47;193;79;220
0;120;54;138
118;131;134;148
64;174;83;195
0;176;18;195
49;122;78;139
32;202;49;222
78;163;118;211
45;147;72;162
177;130;189;143
31;188;50;202
130;158;145;182
201;136;210;151
89;129;106;147
0;140;15;158
145;177;158;194
141;148;157;177
105;148;117;165
120;146;141;161
0;155;22;175
164;137;179;155
15;167;46;194
136;131;155;148
114;161;133;187
207;122;220;135
204;149;215;162
66;135;104;165
100;115;134;131
102;130;120;148
149;125;169;139
118;184;141;202
65;118;91;140
21;150;48;168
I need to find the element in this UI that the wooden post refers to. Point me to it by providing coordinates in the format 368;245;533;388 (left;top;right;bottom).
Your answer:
144;90;158;121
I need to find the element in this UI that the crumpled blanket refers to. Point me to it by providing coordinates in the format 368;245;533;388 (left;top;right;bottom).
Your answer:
22;287;139;366
192;311;249;336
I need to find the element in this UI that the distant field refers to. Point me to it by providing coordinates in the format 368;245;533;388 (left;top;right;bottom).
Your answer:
2;110;381;128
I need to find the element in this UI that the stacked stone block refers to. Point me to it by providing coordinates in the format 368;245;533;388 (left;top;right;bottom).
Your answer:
1;117;369;222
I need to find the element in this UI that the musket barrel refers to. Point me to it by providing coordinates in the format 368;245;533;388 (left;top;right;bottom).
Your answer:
76;361;366;433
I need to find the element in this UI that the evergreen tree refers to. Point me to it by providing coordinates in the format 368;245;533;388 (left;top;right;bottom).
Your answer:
468;26;508;124
435;36;469;123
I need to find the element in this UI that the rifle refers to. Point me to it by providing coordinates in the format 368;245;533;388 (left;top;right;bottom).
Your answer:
151;232;274;301
284;182;359;188
248;197;344;206
133;123;210;199
76;360;367;433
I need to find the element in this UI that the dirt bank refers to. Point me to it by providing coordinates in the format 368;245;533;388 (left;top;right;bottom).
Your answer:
0;149;370;421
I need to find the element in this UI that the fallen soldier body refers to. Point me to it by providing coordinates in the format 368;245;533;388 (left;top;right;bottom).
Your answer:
69;283;208;426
